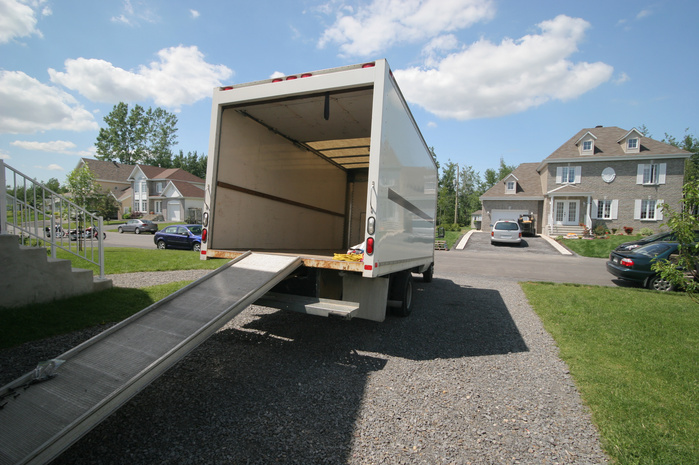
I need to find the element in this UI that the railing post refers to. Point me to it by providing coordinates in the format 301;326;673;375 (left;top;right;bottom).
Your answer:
98;216;105;278
0;160;6;234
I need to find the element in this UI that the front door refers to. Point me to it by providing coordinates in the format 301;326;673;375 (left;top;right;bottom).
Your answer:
554;200;579;225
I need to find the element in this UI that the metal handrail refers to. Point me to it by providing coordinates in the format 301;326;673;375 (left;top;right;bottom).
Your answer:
1;160;105;278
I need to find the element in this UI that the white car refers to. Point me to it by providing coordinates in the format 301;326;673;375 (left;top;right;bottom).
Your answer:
491;220;522;245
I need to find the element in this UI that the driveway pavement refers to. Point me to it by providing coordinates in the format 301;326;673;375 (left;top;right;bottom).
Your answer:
442;231;619;287
103;229;159;249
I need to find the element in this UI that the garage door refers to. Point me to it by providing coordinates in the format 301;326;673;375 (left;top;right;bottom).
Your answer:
490;209;528;224
168;202;181;221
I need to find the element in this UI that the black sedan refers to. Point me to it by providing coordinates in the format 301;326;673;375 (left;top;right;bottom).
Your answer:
614;230;699;251
606;241;680;291
154;224;202;251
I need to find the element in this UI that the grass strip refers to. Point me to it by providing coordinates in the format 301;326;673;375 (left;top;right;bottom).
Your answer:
0;281;191;350
560;235;641;258
522;282;698;464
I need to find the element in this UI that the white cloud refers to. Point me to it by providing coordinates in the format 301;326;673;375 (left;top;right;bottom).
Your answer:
190;9;200;19
11;139;75;152
0;149;11;160
319;0;495;57
0;70;98;134
394;15;614;120
35;163;64;171
48;45;234;109
615;72;630;84
270;71;286;79
111;0;158;26
636;9;651;20
0;0;46;43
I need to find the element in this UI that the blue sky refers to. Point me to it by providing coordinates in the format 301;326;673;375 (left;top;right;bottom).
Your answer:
2;0;697;184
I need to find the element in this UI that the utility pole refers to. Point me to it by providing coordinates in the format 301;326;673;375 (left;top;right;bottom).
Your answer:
454;164;459;225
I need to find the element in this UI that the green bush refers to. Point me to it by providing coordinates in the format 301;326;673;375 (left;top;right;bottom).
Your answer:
593;224;608;236
640;227;654;236
122;212;131;219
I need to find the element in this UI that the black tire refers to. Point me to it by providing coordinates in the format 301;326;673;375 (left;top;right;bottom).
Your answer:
135;228;141;234
103;232;106;240
192;242;201;252
118;227;123;233
157;240;167;250
422;263;434;283
389;271;414;317
648;275;674;292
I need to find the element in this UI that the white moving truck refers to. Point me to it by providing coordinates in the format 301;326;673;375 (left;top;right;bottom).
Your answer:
201;59;437;322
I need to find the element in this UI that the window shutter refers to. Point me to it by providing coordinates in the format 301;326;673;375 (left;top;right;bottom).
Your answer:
556;167;562;184
634;199;642;219
611;199;619;219
574;166;582;183
656;199;664;220
591;199;598;219
658;163;667;184
636;164;644;184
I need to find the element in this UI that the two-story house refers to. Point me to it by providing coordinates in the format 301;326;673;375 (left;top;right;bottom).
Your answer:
127;165;205;222
480;126;692;235
75;158;206;221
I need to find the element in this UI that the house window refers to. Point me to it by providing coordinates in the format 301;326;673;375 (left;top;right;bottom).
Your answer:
506;181;515;193
644;164;657;184
141;200;147;212
140;181;147;194
582;140;592;151
597;200;612;219
640;200;656;220
154;201;162;213
628;138;638;150
557;166;580;183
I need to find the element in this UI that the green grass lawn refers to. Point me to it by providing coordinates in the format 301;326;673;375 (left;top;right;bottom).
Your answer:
522;282;698;465
55;247;224;274
560;234;641;258
0;281;191;350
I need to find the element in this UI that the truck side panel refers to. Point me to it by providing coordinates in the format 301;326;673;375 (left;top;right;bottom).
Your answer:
363;63;437;277
210;109;347;251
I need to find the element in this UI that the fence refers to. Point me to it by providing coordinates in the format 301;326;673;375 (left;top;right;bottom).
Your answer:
1;160;105;278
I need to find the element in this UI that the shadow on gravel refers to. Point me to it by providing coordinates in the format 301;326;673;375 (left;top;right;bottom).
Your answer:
52;276;529;465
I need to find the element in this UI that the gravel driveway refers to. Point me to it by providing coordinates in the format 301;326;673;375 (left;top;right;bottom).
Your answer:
1;259;608;464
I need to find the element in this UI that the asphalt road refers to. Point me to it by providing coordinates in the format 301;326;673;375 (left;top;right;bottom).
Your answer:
102;228;620;288
445;231;619;287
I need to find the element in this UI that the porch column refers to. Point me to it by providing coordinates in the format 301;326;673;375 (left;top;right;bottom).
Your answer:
547;196;555;235
586;196;592;230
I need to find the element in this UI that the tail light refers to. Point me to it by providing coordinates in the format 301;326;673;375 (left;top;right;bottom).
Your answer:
491;231;494;237
620;258;634;267
366;237;374;255
202;228;207;243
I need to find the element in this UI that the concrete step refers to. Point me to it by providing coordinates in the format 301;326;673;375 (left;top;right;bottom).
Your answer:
0;234;112;308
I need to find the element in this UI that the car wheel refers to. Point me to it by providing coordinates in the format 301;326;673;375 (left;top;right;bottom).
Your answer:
135;228;141;234
648;275;675;292
157;240;167;250
118;227;123;233
389;271;414;317
192;242;201;252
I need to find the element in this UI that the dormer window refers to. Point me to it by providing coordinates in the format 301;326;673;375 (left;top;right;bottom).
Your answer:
506;180;516;193
618;128;642;153
576;131;597;155
582;140;592;151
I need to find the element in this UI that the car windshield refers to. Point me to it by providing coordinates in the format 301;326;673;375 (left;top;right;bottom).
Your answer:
495;222;519;231
142;220;153;224
633;242;673;257
188;225;202;235
641;232;672;242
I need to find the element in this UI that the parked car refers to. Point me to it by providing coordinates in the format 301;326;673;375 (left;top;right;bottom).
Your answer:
118;219;158;234
154;224;202;251
491;220;522;245
69;226;105;241
614;230;699;251
606;241;685;291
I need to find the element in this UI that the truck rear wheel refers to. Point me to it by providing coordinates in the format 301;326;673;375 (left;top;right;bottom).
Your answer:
422;263;433;283
389;271;413;317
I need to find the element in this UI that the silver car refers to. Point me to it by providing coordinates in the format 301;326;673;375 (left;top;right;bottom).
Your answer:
118;219;159;234
491;220;522;245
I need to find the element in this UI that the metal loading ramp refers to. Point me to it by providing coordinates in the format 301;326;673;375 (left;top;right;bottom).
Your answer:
0;252;301;465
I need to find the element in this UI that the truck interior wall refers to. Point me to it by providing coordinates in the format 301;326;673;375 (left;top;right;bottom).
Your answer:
211;109;347;251
346;169;368;248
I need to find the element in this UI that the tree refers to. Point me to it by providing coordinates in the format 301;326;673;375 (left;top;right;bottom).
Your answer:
663;128;699;181
172;150;208;179
652;179;699;301
95;103;178;166
66;164;98;208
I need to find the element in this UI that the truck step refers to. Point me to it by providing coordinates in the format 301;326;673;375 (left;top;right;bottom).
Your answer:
255;292;359;319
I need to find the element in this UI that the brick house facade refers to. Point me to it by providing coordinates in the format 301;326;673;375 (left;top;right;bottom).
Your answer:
480;127;692;235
